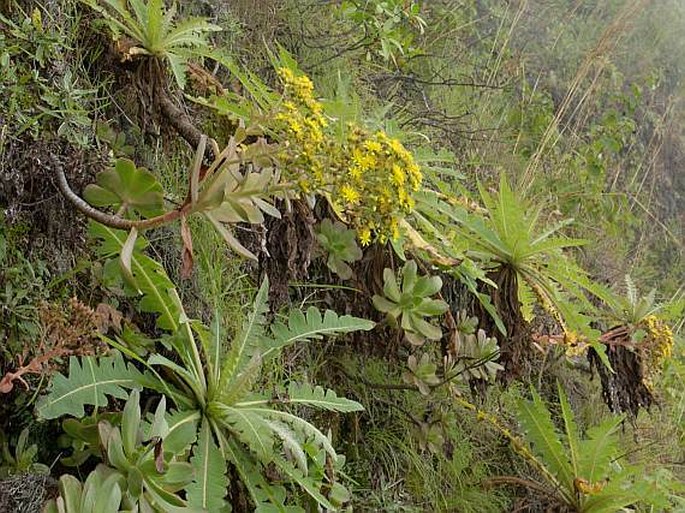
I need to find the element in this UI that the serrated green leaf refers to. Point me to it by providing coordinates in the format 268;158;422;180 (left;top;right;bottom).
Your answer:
285;383;364;412
224;439;290;511
37;353;147;419
266;420;308;474
266;307;374;359
222;407;274;460
187;419;228;511
163;410;200;456
517;277;537;322
90;222;182;332
270;454;335;511
517;389;573;491
578;415;624;483
221;276;269;384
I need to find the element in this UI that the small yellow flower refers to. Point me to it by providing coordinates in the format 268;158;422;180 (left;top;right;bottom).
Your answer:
276;66;423;243
391;164;406;186
352;148;376;170
389;138;403;153
390;218;401;240
341;184;361;204
288;119;303;136
359;227;372;246
349;165;363;180
364;140;383;153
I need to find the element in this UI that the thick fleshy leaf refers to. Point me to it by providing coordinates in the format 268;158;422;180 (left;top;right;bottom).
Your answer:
205;212;258;261
122;389;142;457
413;275;443;298
415;298;449;316
410;315;443;340
382;268;402;302
90;222;183;332
84;158;164;218
401;260;419;293
120;227;139;292
316;219;362;279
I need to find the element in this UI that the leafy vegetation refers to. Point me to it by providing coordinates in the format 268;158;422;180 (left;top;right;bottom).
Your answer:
514;385;681;511
37;225;373;510
80;0;221;89
372;260;448;345
0;0;682;511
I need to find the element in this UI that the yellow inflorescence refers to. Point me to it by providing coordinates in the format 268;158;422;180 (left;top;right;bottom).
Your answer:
640;315;674;390
275;67;422;244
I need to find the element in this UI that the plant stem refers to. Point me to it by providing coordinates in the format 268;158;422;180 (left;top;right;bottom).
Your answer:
53;154;188;230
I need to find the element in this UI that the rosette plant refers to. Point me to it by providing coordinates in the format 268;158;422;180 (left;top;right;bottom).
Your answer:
372;260;448;345
37;225;375;511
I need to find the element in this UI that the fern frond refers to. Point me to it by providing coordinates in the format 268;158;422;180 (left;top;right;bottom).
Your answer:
37;352;148;419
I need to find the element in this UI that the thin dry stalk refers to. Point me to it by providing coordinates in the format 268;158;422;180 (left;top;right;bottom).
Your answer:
520;0;651;192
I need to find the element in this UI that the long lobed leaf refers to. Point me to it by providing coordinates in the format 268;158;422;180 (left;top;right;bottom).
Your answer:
187;419;229;511
37;353;147;419
517;389;574;493
265;307;374;360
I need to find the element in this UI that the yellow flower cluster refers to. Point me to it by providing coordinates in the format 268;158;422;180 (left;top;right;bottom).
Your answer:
639;315;674;390
562;330;589;358
274;68;328;192
274;67;422;245
335;126;422;244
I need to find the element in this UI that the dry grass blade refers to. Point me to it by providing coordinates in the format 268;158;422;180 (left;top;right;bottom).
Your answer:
520;0;650;192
